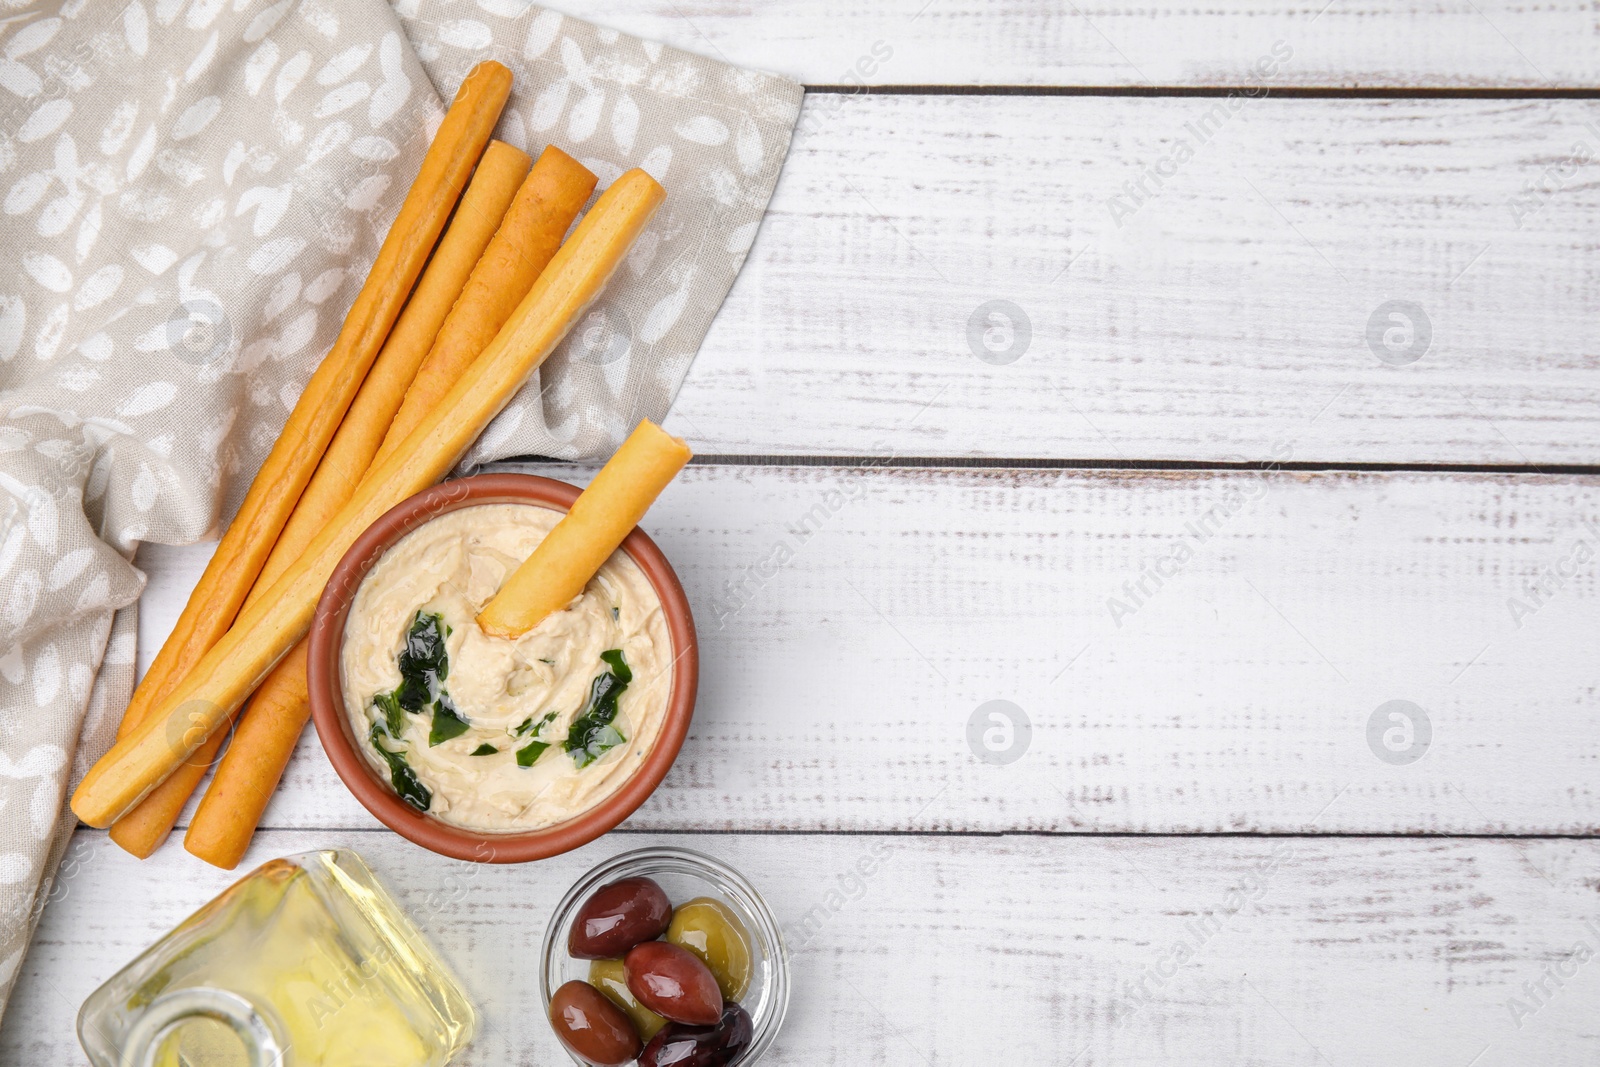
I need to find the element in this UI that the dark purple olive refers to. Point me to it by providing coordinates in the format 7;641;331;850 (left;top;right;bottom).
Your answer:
549;980;643;1066
625;941;723;1025
640;1002;754;1067
569;876;673;959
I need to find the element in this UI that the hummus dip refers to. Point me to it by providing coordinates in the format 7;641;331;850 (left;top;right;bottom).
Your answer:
341;502;672;833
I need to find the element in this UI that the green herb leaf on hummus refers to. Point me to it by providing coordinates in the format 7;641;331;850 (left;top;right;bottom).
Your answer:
395;611;449;710
368;721;431;811
470;743;498;756
514;709;558;738
512;710;560;767
565;649;632;769
428;692;470;746
373;690;405;737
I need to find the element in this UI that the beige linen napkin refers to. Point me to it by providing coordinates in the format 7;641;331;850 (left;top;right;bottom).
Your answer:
0;0;800;1021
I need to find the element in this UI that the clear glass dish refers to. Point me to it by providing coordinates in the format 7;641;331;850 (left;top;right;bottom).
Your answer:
540;846;789;1065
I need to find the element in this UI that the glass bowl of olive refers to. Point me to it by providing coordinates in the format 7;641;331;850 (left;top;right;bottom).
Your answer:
540;846;790;1066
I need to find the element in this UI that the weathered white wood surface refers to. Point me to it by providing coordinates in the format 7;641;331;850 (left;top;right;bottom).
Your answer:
127;464;1600;836
13;7;1600;1063
5;831;1598;1066
553;0;1600;88
670;95;1600;463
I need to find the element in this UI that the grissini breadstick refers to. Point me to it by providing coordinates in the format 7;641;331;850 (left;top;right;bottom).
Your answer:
181;144;551;870
248;140;531;603
105;60;512;751
110;141;531;861
477;420;690;638
374;145;596;466
71;168;666;828
182;644;309;869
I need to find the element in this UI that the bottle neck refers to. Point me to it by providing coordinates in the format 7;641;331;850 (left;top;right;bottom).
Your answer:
118;987;286;1067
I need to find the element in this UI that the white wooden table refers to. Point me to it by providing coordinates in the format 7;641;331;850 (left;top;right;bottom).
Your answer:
7;2;1600;1063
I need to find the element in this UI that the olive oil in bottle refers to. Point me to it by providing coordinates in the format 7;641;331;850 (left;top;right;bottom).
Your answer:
77;850;475;1067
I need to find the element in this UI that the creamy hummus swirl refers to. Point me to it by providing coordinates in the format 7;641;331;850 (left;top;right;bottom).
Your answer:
341;502;671;832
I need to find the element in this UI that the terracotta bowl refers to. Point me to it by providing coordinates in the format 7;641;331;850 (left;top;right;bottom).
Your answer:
306;472;698;863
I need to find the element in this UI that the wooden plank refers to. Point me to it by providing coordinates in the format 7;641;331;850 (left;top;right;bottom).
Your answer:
666;94;1600;463
552;0;1600;88
6;829;1598;1065
132;464;1600;835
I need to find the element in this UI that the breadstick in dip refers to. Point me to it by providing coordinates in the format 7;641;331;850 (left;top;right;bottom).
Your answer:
476;420;691;639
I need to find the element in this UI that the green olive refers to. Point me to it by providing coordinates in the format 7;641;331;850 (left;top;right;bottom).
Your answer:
664;897;752;1001
587;958;666;1041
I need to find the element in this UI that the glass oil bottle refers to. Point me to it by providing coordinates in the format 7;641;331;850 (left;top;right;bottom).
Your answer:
77;849;475;1067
